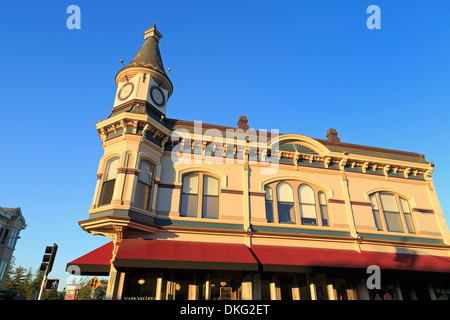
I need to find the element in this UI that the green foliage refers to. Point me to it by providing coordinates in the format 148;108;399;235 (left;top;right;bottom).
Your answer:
2;258;42;300
2;256;107;300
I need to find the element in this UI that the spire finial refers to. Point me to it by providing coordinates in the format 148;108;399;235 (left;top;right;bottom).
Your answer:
143;23;163;42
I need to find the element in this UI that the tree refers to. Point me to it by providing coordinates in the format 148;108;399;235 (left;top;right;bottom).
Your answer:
2;258;32;299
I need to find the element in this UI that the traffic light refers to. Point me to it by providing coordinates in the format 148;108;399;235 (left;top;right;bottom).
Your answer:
39;243;58;274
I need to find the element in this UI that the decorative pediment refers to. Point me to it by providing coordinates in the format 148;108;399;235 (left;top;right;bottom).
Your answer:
279;142;318;155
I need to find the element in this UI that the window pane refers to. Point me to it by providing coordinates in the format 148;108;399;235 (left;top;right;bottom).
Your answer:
372;210;383;231
380;193;399;212
135;182;151;210
404;213;416;233
182;174;199;194
265;201;274;223
369;194;379;210
265;187;273;201
301;204;317;225
105;157;119;181
278;202;295;224
320;205;329;227
139;160;154;185
400;198;411;213
385;211;404;232
298;184;315;204
277;182;294;202
99;179;115;206
180;194;198;217
318;192;327;205
202;195;219;219
203;175;219;196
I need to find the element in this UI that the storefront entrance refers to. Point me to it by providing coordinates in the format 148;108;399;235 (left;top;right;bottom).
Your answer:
122;268;246;300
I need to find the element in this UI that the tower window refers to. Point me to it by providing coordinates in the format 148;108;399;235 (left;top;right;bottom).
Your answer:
135;160;155;211
99;157;119;206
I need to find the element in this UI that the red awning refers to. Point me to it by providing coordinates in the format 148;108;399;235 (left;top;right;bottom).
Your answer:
251;245;450;274
66;242;113;276
360;250;450;273
114;239;259;271
251;245;374;272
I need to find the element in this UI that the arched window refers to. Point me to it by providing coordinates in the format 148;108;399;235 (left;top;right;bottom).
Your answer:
135;160;155;211
180;173;219;219
276;182;295;224
369;192;416;234
264;181;330;226
318;191;329;227
298;184;317;225
99;157;119;206
265;186;274;223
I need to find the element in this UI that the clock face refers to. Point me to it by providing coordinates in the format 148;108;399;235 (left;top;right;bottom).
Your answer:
118;82;134;101
150;86;165;107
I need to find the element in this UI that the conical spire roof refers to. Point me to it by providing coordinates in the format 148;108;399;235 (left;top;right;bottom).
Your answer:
116;23;173;97
126;24;166;74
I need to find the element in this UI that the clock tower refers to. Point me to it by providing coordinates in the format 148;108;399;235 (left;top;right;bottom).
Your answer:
112;23;173;118
81;24;175;253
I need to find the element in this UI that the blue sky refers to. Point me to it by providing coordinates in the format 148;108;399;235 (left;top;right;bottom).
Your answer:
1;1;450;291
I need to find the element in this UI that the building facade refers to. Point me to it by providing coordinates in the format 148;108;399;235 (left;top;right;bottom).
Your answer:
0;207;27;289
67;25;450;300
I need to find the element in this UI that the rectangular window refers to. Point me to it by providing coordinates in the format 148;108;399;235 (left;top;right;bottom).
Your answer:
202;176;219;219
403;213;416;234
180;174;199;217
320;205;329;227
318;192;329;227
278;203;296;224
202;195;219;219
400;198;416;234
300;204;317;225
135;182;152;210
8;231;18;248
380;193;403;232
265;201;274;223
99;180;115;206
1;229;9;245
180;194;198;217
0;261;8;280
384;211;404;232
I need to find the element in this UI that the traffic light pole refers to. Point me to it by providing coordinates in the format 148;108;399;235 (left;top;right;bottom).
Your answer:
37;272;48;300
37;244;58;300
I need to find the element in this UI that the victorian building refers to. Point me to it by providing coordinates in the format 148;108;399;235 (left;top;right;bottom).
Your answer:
67;25;450;300
0;207;26;290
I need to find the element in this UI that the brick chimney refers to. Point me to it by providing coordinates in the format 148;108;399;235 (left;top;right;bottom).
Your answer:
326;128;340;143
237;116;249;130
